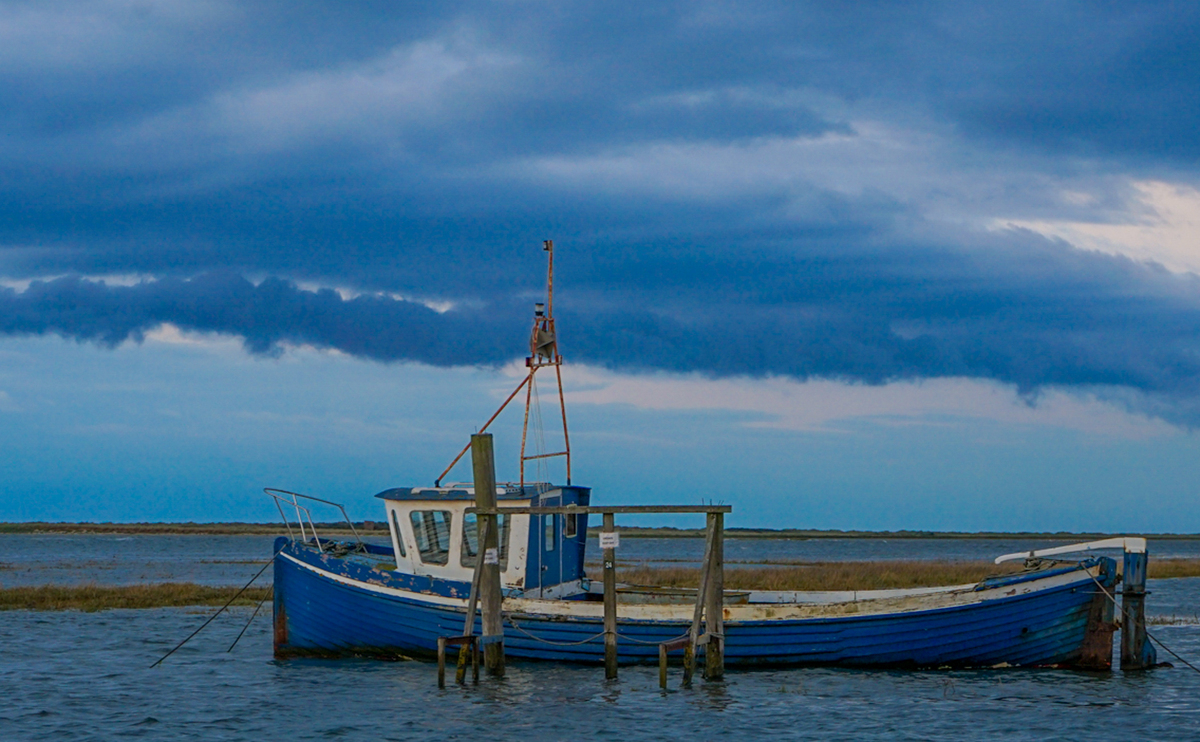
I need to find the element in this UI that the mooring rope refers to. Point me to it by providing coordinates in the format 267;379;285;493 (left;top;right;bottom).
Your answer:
227;585;273;653
150;545;282;668
506;615;692;649
615;631;690;646
1086;569;1200;675
506;616;606;646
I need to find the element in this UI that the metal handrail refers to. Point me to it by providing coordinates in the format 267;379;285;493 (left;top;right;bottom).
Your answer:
264;488;364;551
266;492;321;550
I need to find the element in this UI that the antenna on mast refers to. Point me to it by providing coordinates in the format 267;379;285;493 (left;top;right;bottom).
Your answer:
434;240;572;487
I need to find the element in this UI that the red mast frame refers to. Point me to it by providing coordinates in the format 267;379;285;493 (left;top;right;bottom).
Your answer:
434;240;571;487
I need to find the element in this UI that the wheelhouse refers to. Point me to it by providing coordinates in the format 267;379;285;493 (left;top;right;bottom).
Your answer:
376;483;591;597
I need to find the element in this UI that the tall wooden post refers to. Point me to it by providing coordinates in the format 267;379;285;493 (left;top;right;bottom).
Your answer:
437;636;447;688
704;512;725;680
1076;557;1116;670
1121;548;1156;670
602;511;618;679
471;433;505;677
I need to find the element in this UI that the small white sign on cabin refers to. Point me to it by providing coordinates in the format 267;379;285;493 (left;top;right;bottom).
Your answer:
483;548;499;565
599;531;619;550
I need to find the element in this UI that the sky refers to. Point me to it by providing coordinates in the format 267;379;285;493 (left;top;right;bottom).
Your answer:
3;1;1200;531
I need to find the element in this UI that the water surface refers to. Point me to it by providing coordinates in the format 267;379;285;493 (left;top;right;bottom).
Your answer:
2;605;1198;741
2;535;1199;740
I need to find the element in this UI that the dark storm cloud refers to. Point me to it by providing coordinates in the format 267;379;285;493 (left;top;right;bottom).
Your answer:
8;225;1200;424
0;273;526;364
4;2;1200;420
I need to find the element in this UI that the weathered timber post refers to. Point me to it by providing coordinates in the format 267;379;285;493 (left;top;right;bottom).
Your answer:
471;433;505;677
685;520;715;687
1077;557;1116;670
437;636;447;688
1121;547;1157;670
704;511;725;680
602;511;618;680
456;518;485;684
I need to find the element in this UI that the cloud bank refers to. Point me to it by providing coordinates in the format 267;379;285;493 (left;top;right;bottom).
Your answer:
4;2;1200;423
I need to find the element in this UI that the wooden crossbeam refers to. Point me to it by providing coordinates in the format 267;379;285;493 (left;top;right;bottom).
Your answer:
467;505;732;515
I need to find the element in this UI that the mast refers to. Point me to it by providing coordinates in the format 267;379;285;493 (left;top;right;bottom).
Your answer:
434;240;572;487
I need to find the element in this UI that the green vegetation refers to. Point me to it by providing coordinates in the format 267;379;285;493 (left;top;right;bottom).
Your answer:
3;558;1198;610
0;583;272;612
614;561;1025;591
1148;559;1200;579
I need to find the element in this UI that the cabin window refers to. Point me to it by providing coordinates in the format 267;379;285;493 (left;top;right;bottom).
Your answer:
563;513;577;539
544;514;556;551
460;514;511;569
390;510;407;558
410;510;452;565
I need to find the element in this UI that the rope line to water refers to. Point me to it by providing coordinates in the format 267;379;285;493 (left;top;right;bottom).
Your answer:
227;585;273;653
151;546;281;668
1086;570;1200;675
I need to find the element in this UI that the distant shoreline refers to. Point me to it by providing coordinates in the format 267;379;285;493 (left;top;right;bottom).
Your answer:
3;522;1200;539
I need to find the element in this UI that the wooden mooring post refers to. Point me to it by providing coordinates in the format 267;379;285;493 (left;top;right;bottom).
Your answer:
454;515;487;685
660;510;725;688
602;512;618;680
461;502;733;688
1121;548;1157;670
471;433;505;677
1077;578;1116;670
704;511;725;680
438;635;479;688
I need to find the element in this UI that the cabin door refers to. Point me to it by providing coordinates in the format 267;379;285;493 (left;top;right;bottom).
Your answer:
533;494;562;594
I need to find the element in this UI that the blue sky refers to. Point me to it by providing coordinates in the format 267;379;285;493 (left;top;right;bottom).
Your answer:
3;1;1200;530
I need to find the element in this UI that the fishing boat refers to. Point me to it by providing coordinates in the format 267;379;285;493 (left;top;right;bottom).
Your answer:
269;241;1155;672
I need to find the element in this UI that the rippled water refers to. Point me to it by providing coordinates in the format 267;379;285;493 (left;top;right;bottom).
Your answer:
2;606;1199;741
3;535;1200;740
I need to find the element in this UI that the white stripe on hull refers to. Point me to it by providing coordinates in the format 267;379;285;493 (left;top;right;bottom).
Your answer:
281;551;1103;624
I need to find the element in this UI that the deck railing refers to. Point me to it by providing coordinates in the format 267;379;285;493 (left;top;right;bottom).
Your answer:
264;488;364;553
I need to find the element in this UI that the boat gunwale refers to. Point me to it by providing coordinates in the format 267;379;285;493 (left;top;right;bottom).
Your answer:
277;543;1110;625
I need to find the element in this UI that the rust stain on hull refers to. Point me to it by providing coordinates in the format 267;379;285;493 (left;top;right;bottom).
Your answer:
273;602;288;658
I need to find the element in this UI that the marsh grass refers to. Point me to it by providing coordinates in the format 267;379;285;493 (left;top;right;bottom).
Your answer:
612;561;1026;591
5;558;1199;610
0;583;272;612
1148;559;1200;579
605;558;1200;591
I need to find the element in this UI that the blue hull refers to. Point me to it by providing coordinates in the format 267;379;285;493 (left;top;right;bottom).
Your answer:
273;539;1114;668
